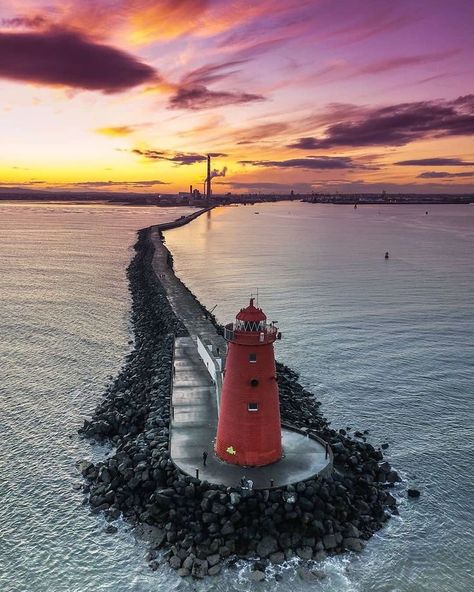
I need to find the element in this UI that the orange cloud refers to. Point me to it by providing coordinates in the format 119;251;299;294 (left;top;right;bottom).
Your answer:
95;125;142;136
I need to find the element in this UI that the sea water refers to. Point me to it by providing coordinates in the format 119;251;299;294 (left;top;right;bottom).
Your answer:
164;202;474;592
1;201;473;591
0;202;195;592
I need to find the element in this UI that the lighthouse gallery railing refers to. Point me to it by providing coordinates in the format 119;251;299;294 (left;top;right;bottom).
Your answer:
223;322;279;342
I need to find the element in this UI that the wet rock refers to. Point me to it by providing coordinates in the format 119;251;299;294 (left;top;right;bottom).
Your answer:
297;567;325;582
269;552;285;564
256;536;278;558
343;538;364;552
192;559;208;578
408;488;421;498
249;570;266;582
208;565;221;576
169;555;182;570
105;525;118;534
296;546;313;560
323;534;337;550
207;554;221;567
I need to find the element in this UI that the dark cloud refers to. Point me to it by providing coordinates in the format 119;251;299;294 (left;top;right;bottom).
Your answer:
217;181;315;192
289;95;474;149
1;15;47;28
132;149;226;166
166;59;265;110
395;157;474;166
168;152;208;165
73;180;169;187
0;28;157;93
132;149;167;160
238;156;361;170
287;137;319;149
417;171;474;179
168;84;264;110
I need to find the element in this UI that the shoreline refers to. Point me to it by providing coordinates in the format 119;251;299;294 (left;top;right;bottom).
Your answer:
78;210;402;580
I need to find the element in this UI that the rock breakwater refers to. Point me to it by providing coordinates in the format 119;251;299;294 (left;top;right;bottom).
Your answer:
78;226;400;579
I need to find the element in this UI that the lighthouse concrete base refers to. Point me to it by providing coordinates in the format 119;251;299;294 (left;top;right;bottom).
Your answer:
171;336;332;489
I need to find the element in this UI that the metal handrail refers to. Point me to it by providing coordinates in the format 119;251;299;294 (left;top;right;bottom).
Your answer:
223;323;278;342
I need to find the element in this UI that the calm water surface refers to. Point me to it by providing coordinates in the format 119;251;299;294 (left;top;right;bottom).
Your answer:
0;202;197;592
1;201;473;591
164;202;474;592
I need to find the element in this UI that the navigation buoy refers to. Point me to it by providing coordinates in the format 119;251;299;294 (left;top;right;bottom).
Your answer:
215;298;282;467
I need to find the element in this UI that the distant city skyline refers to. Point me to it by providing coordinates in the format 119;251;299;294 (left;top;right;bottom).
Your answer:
0;0;473;194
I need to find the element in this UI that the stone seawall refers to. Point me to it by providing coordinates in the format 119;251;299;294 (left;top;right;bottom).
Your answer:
78;220;401;580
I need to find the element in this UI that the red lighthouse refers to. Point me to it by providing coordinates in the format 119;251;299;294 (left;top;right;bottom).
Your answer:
215;299;282;467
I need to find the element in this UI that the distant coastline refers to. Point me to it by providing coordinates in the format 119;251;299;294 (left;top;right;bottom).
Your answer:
0;189;472;207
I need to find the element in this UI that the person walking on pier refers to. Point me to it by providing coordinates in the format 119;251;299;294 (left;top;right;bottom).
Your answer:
202;451;208;466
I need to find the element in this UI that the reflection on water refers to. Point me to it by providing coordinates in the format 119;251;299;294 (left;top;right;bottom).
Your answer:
164;202;474;592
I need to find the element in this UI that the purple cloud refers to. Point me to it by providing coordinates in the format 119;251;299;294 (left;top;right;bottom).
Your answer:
396;158;474;166
179;60;249;86
0;29;157;93
168;84;264;110
1;15;47;28
289;95;474;149
132;149;226;166
287;137;320;149
238;156;361;170
132;149;167;160
417;171;474;178
166;58;265;110
217;181;315;192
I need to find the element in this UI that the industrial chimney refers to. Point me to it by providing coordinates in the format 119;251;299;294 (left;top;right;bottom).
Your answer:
206;154;211;199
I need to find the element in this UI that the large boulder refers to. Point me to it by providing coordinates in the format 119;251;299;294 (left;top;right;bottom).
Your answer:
343;538;365;552
249;570;266;582
323;534;337;550
191;559;208;579
256;536;278;558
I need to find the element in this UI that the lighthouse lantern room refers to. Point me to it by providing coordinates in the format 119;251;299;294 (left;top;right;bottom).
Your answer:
215;298;282;467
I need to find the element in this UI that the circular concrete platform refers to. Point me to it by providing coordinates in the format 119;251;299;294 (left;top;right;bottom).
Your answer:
172;428;332;489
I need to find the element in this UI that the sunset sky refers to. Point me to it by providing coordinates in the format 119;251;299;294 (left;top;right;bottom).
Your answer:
0;0;473;194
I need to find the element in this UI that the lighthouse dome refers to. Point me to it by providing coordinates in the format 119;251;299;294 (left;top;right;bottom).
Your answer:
236;298;266;322
235;298;267;333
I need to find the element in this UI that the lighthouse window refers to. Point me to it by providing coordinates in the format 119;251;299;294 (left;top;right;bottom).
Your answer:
250;379;259;387
248;402;259;412
249;353;257;363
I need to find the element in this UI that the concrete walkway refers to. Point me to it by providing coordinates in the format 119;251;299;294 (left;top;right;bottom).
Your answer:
151;223;332;488
151;225;226;354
